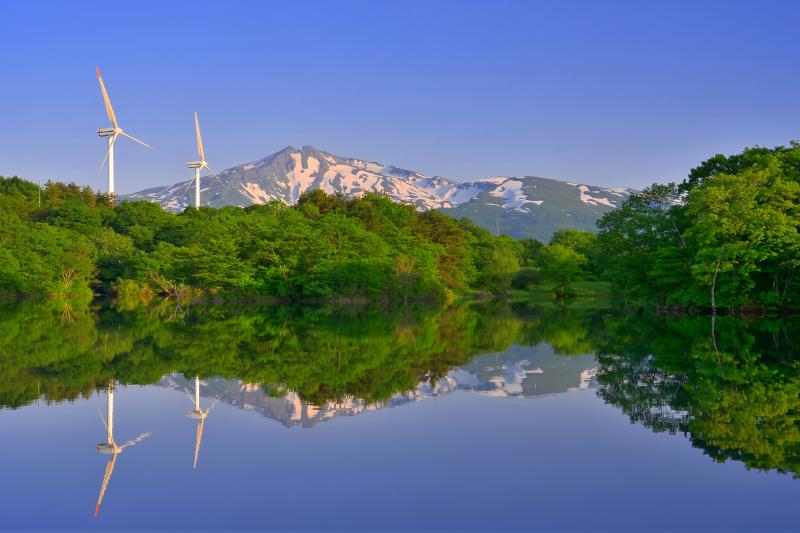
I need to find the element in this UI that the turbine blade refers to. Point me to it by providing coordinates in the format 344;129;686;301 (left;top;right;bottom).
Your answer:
184;388;196;405
95;453;117;518
119;130;153;149
181;178;194;195
96;67;118;129
194;112;205;161
207;397;219;412
203;164;224;186
97;405;109;434
194;418;204;469
120;431;151;449
98;133;119;171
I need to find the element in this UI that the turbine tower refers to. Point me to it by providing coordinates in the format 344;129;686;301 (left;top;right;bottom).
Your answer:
185;113;223;208
96;67;152;199
95;379;150;517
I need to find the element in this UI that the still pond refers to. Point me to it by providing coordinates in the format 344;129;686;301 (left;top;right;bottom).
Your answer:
0;300;797;530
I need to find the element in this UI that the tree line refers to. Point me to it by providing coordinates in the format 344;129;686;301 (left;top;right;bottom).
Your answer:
8;139;794;308
594;142;800;311
0;176;606;301
0;179;529;300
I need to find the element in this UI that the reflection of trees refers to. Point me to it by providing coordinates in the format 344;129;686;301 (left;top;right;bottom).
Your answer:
0;300;547;410
511;303;605;355
0;300;618;410
7;299;799;477
595;313;800;477
0;299;116;407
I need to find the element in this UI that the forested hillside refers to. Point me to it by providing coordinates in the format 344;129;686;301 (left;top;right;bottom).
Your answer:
0;178;524;300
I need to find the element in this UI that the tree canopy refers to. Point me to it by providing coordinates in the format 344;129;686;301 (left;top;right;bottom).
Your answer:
0;178;523;300
595;142;800;310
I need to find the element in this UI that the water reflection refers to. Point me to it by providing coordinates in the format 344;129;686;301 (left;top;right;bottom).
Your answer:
1;299;799;479
594;312;800;478
94;379;150;517
184;376;217;469
162;344;599;429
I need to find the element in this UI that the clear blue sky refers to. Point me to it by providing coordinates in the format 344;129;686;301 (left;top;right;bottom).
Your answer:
0;0;797;192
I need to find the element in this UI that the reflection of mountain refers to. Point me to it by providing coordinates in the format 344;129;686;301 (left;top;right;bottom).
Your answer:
161;344;597;428
462;344;597;397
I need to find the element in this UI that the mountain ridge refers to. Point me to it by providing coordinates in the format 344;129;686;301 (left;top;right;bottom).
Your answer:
123;145;633;240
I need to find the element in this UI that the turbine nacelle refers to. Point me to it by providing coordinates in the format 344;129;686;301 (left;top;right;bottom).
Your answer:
96;442;121;455
97;127;116;137
186;161;205;169
186;409;206;420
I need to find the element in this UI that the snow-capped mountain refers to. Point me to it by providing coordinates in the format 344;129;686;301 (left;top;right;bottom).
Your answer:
124;145;633;240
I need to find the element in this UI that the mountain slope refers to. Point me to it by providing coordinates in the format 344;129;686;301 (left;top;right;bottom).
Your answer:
124;145;632;241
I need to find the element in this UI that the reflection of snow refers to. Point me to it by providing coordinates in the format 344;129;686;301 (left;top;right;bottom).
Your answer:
485;361;537;396
567;368;598;392
160;348;599;428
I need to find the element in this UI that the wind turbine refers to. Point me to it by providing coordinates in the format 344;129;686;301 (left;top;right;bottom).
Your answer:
185;113;223;208
185;376;217;468
96;67;152;199
95;379;151;517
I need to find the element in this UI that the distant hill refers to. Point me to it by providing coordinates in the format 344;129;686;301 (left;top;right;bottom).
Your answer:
124;145;633;241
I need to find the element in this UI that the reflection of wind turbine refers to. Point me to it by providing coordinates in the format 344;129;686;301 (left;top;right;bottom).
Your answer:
96;67;153;198
185;113;223;208
95;380;150;518
185;376;217;468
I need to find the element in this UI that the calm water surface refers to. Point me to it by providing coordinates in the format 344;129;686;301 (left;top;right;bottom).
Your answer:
0;300;797;531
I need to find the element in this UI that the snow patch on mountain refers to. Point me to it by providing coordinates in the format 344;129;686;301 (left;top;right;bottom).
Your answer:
489;179;542;212
576;184;616;208
243;182;271;204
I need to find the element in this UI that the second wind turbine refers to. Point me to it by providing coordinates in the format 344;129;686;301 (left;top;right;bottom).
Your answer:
185;113;223;208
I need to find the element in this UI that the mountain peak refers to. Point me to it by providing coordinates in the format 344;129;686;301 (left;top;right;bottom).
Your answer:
124;146;632;241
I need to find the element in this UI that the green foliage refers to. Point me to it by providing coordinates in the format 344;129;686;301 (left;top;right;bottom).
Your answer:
0;178;524;300
0;300;528;409
517;229;595;296
459;219;521;294
596;142;800;309
539;243;585;297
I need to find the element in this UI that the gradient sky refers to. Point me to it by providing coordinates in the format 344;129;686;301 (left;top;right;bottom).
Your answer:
0;0;797;193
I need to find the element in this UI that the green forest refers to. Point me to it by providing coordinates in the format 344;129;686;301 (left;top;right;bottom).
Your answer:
595;142;800;311
3;141;800;310
0;174;605;302
0;180;529;301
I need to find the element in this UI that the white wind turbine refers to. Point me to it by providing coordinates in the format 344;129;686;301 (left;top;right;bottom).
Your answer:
96;67;152;198
185;376;218;468
185;113;223;208
95;380;151;517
